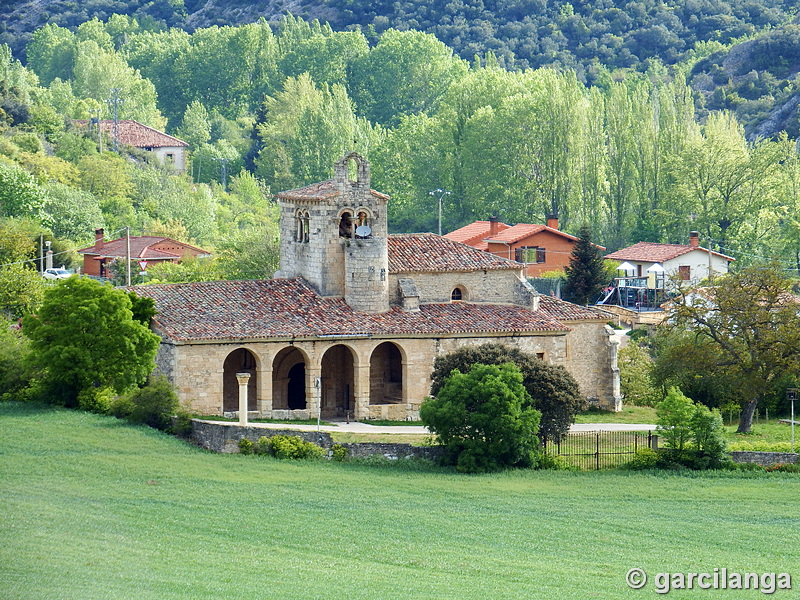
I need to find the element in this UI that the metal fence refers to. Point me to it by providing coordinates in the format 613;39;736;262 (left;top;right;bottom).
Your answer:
544;430;655;470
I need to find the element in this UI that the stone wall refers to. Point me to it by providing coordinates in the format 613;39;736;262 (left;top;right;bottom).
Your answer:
389;268;525;305
191;420;333;453
190;419;443;461
730;451;799;466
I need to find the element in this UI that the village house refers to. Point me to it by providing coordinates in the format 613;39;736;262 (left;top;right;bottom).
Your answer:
446;215;604;277
135;153;622;420
597;232;735;326
76;119;189;172
77;228;210;278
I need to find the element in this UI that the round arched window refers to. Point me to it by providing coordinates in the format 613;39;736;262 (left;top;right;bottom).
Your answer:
451;287;463;301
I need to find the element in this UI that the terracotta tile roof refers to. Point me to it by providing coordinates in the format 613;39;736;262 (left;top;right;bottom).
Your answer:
276;179;390;201
604;242;734;263
77;236;210;261
538;295;613;321
388;233;521;273
445;220;511;249
75;120;188;148
133;278;570;342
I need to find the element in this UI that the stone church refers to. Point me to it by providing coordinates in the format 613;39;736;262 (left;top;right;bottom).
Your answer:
136;153;621;420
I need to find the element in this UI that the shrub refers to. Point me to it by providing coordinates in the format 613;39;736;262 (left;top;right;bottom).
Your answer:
430;343;581;444
656;387;695;450
76;387;114;414
729;441;794;453
421;363;541;473
623;447;659;470
691;403;727;459
172;409;193;437
764;463;800;473
125;375;179;431
238;438;255;455
331;443;349;462
536;452;576;471
262;435;325;460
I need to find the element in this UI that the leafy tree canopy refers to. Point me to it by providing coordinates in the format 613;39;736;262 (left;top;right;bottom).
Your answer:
23;277;160;406
430;343;583;443
420;362;541;473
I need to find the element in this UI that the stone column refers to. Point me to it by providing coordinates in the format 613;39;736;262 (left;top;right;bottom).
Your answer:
307;366;322;419
236;372;251;425
354;363;371;420
259;361;273;417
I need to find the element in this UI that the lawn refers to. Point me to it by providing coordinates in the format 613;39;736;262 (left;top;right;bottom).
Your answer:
2;402;799;600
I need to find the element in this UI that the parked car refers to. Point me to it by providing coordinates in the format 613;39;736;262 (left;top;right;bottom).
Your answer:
42;268;72;280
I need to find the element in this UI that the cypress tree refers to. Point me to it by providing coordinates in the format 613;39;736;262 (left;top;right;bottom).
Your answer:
563;225;606;305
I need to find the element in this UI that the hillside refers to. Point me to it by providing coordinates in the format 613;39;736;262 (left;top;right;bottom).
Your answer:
2;0;796;74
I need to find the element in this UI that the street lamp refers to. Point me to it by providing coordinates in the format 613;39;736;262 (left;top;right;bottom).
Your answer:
788;388;797;454
429;189;451;236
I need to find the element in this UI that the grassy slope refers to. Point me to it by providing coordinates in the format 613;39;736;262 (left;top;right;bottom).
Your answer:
1;403;799;600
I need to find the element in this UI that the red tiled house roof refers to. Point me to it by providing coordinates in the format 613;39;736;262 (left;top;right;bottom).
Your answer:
388;233;521;273
537;295;612;321
445;220;511;250
604;242;733;263
78;236;210;261
134;278;571;342
75;120;188;149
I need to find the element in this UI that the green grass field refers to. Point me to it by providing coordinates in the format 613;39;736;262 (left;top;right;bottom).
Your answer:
2;402;799;600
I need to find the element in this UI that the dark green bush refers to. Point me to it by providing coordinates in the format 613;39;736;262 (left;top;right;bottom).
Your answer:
623;447;659;470
125;375;179;431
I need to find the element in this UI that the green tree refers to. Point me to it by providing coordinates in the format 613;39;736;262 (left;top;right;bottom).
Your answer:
22;277;160;407
43;183;104;241
656;387;695;451
429;343;583;443
618;339;660;407
668;265;800;433
420;363;541;473
563;225;607;305
0;160;50;224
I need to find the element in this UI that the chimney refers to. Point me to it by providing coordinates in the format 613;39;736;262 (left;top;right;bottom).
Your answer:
547;213;559;230
488;216;500;236
94;228;105;253
689;231;700;247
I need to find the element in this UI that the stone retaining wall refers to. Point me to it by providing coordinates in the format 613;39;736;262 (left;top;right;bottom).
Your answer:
190;419;441;460
191;420;333;453
730;451;799;466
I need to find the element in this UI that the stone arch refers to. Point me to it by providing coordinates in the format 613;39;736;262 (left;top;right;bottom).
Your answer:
369;341;405;405
272;346;309;410
320;344;356;419
222;348;258;413
334;152;369;186
338;207;354;238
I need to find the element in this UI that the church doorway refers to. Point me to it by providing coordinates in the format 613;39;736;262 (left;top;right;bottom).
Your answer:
320;345;355;419
222;348;257;413
272;347;307;410
369;342;404;405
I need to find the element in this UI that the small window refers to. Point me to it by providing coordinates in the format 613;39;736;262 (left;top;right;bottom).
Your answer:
451;287;463;301
679;265;691;280
514;247;545;264
536;352;545;360
296;210;310;243
165;153;175;162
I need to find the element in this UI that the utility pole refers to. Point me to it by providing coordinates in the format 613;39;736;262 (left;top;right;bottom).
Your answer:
707;236;713;284
125;226;131;287
107;88;124;152
429;188;451;236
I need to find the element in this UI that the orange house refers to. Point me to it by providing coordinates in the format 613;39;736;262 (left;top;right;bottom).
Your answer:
445;216;604;277
77;228;211;278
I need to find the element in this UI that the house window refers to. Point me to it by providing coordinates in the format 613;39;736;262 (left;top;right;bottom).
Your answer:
451;287;463;301
679;265;691;280
514;247;546;264
165;153;174;163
